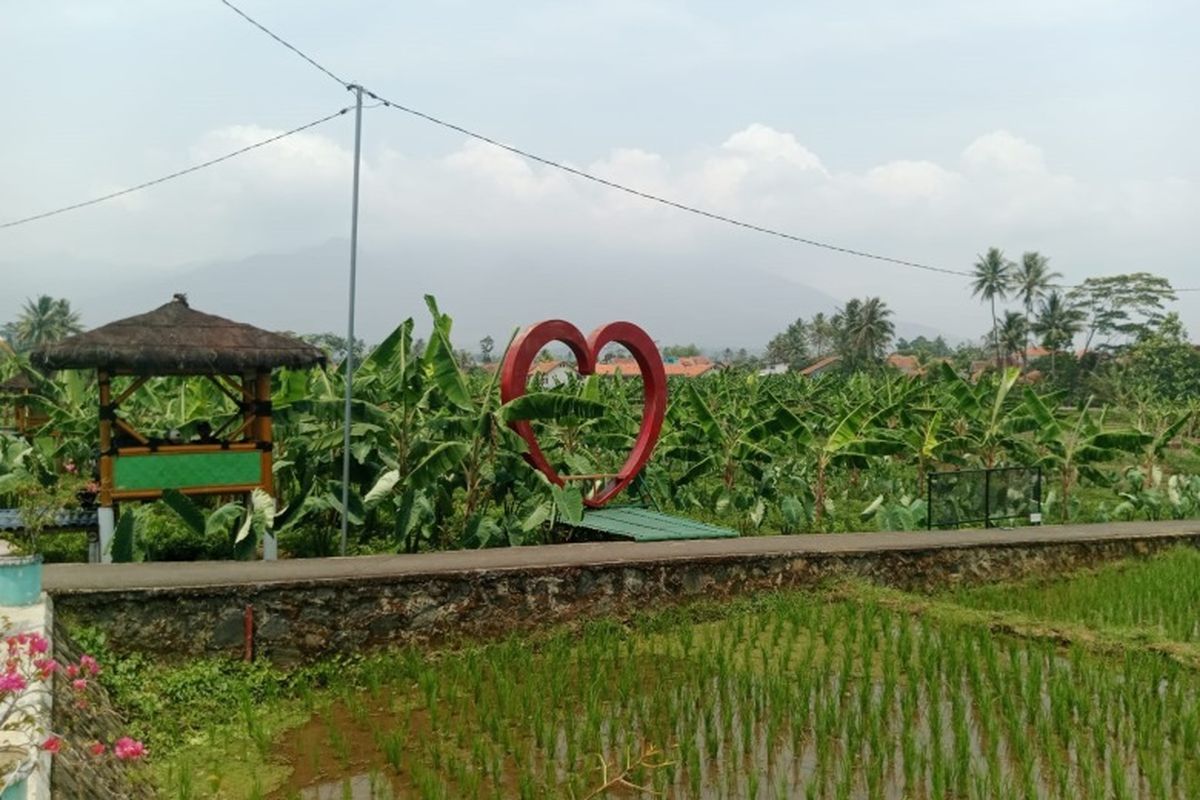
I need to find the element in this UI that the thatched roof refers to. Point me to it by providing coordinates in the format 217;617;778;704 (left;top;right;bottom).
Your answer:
31;294;326;374
0;373;36;393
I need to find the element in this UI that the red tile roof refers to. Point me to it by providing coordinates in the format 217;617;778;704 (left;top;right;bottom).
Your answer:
798;355;841;376
594;356;714;378
886;353;922;376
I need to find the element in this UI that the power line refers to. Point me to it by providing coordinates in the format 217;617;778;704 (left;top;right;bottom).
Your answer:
213;1;1200;294
0;107;351;230
218;0;348;89
365;91;1200;295
365;90;972;280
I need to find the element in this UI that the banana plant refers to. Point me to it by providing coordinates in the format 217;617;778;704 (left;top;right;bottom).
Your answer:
936;363;1030;469
797;397;906;526
159;488;295;560
1023;390;1151;522
667;374;804;530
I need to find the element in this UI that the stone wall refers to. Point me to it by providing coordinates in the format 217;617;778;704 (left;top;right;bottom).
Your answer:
48;531;1200;665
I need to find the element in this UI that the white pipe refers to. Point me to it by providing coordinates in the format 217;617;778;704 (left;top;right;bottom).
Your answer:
97;507;114;565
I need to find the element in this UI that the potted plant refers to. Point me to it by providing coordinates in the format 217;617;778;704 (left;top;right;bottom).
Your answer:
0;554;41;608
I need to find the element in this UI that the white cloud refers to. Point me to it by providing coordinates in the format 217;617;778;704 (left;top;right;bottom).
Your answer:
5;120;1197;342
961;130;1046;175
721;124;826;174
863;160;962;201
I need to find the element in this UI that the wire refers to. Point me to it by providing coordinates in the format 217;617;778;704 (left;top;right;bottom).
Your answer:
212;1;1198;294
0;107;351;230
365;90;972;279
218;0;348;89
369;91;1200;294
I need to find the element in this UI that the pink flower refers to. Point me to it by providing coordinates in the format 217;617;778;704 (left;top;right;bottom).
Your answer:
40;736;62;754
64;461;77;473
71;678;88;692
88;742;106;757
65;665;79;679
79;655;99;675
34;658;60;679
28;635;48;655
112;737;146;761
0;673;27;693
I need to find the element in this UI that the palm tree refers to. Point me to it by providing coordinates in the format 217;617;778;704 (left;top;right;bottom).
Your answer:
970;248;1014;367
1014;251;1062;357
12;296;82;350
836;296;894;369
808;312;835;358
1031;291;1085;376
996;311;1028;367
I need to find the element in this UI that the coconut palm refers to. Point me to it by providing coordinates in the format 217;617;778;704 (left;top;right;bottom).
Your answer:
11;296;82;350
1032;291;1085;376
970;248;1014;367
808;312;835;358
1014;251;1062;356
835;297;894;369
997;311;1029;367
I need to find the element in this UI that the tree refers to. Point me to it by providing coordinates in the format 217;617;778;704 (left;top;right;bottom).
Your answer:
1014;251;1061;355
1115;313;1200;402
662;344;701;358
1068;272;1176;352
970;248;1015;367
302;332;366;364
834;297;894;370
9;296;82;350
1031;291;1085;376
808;312;836;358
764;319;809;370
478;335;495;364
996;311;1028;367
894;335;953;361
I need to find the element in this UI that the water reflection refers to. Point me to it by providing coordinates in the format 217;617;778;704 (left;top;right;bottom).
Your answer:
300;772;392;800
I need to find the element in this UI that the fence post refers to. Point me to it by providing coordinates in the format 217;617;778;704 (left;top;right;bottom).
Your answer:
927;474;933;531
983;469;991;529
1034;466;1043;524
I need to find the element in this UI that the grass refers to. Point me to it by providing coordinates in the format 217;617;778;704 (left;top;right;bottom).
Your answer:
948;546;1200;642
92;546;1200;799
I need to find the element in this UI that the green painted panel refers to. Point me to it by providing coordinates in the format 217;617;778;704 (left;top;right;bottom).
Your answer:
570;506;737;542
114;451;263;491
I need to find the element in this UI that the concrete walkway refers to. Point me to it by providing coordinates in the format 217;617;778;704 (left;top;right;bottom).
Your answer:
44;520;1200;594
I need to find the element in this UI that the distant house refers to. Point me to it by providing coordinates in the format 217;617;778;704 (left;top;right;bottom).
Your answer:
757;363;789;376
594;355;715;379
798;355;841;377
885;353;922;377
529;360;576;387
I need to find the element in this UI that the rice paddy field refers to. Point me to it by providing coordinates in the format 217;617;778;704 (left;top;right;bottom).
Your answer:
147;547;1200;800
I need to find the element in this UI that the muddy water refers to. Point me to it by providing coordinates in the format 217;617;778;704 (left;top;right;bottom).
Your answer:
266;607;1197;799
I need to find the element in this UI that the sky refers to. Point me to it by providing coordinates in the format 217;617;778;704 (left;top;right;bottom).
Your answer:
2;0;1198;349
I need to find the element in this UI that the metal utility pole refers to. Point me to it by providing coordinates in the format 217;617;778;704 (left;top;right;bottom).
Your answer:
340;84;364;556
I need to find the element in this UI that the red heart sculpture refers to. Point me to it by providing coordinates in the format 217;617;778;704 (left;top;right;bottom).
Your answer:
500;320;667;508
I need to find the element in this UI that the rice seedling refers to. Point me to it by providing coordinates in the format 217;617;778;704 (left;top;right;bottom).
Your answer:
133;554;1200;799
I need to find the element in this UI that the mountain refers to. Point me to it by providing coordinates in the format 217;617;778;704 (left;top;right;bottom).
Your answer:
4;239;962;352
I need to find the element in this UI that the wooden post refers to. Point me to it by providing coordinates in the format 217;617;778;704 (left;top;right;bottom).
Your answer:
241;373;255;444
255;370;276;560
97;370;114;564
255;370;273;496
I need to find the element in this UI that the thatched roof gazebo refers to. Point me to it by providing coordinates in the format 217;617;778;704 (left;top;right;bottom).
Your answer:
0;372;48;436
31;294;325;562
34;294;324;375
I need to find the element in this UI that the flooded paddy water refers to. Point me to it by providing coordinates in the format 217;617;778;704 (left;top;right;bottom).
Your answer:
154;549;1200;799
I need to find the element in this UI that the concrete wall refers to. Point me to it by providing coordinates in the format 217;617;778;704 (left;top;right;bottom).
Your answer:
47;524;1200;665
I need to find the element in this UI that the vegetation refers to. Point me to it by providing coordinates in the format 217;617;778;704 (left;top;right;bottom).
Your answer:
85;548;1200;799
1;288;1198;561
1;296;83;353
